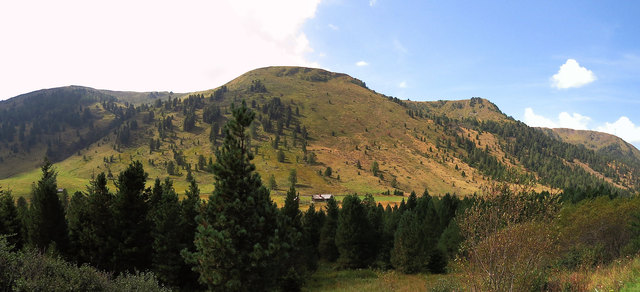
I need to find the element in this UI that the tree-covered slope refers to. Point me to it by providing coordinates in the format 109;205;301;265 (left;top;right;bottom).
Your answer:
1;66;638;198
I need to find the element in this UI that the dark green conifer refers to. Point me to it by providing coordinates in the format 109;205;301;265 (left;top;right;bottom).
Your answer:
319;196;339;262
0;188;22;248
335;194;374;268
27;158;68;253
186;101;283;291
111;161;152;273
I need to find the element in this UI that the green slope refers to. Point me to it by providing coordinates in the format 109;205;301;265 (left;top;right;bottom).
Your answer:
1;66;638;199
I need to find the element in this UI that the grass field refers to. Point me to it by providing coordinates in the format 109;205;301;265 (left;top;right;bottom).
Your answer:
303;262;461;292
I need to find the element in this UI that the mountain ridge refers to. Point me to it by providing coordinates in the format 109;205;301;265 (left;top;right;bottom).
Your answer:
0;66;637;199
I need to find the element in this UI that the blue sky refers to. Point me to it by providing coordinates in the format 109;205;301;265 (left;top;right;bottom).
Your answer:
1;0;639;147
303;0;640;147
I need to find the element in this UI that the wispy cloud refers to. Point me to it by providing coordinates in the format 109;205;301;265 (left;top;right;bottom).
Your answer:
328;24;339;30
369;0;377;7
393;39;408;55
356;61;369;67
398;81;407;88
551;59;596;89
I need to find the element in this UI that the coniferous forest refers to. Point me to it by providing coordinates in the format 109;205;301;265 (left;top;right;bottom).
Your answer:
2;100;640;291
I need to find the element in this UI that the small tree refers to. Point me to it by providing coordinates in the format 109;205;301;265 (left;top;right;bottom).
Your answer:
324;167;332;177
371;161;379;176
277;149;285;163
269;174;278;190
288;169;297;187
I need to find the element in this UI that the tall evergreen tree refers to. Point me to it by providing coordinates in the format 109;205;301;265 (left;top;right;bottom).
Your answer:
66;191;90;263
0;188;22;248
279;185;305;291
148;178;185;287
186;101;283;291
111;161;152;273
84;173;115;270
335;194;375;268
391;211;423;273
302;203;324;271
319;196;339;262
27;158;68;253
179;178;202;290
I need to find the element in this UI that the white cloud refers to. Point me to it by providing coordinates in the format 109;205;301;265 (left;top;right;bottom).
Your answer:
328;24;339;30
551;59;597;89
369;0;377;6
398;81;407;88
524;108;590;130
0;0;322;99
524;108;557;128
524;108;640;146
356;61;369;67
557;112;591;130
596;117;640;143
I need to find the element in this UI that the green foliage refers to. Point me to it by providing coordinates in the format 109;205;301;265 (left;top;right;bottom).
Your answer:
336;194;375;268
371;161;380;176
27;158;68;253
269;174;278;190
319;196;339;262
324;167;333;177
277;149;285;162
288;169;297;187
111;161;152;273
0;189;22;248
0;237;168;291
391;211;424;273
186;101;284;291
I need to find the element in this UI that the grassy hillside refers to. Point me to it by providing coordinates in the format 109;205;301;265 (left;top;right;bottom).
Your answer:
1;66;638;199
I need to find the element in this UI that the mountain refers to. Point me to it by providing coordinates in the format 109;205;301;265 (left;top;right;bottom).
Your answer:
540;127;640;162
1;66;638;199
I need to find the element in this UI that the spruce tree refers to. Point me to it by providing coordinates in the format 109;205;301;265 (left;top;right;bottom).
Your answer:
148;178;185;287
27;158;68;253
335;194;374;268
84;173;115;270
279;185;304;291
302;204;324;271
66;191;90;263
391;211;423;273
179;179;202;290
111;161;152;273
0;189;22;248
319;196;339;262
187;101;283;291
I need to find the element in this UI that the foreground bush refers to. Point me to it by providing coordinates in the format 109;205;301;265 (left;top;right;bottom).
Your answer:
0;237;168;291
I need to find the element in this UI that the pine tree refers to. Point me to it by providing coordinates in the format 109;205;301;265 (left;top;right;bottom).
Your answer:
0;188;22;248
179;179;202;290
279;185;305;291
391;211;423;273
66;191;90;263
83;173;115;270
186;101;283;291
335;194;374;268
148;178;185;287
27;158;68;253
302;204;324;271
111;161;152;273
319;196;339;262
